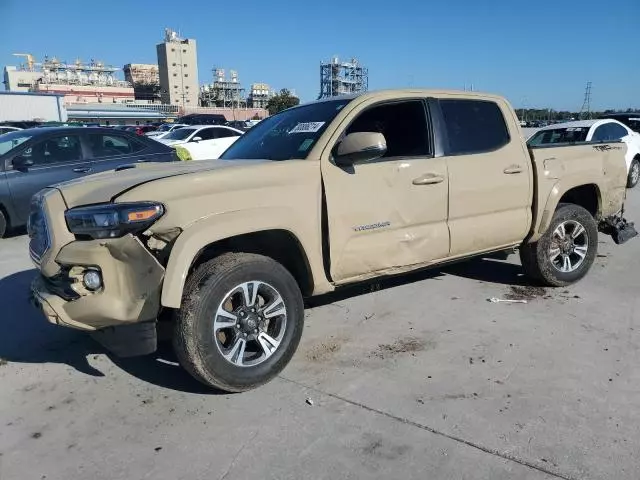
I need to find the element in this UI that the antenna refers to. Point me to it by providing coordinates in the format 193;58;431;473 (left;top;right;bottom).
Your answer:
580;82;592;119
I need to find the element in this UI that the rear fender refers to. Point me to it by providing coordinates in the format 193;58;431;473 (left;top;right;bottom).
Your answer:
533;179;602;239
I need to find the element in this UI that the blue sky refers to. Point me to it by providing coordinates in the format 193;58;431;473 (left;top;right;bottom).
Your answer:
1;0;638;110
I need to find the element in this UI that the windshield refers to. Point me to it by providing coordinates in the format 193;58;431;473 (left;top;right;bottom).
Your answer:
163;127;196;141
528;127;590;146
0;131;34;156
157;124;173;132
220;99;352;160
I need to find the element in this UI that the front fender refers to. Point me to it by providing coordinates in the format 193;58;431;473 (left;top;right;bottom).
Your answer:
160;207;328;308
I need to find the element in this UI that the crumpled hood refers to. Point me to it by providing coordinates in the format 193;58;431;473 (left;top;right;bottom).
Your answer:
54;159;267;208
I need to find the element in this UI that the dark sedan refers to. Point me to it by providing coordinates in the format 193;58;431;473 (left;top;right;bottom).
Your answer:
0;127;177;237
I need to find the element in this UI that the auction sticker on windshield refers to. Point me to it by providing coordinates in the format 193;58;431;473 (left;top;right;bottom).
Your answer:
289;122;325;134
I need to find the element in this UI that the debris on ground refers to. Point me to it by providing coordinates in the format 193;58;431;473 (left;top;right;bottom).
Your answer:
306;341;342;362
305;397;314;406
370;337;430;360
0;358;7;366
504;285;547;301
489;297;527;304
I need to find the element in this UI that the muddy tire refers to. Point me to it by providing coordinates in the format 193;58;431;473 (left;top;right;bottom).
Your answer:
627;158;639;188
0;210;6;238
173;252;304;392
520;203;598;287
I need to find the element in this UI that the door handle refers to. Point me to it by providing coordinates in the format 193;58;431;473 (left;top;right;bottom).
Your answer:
412;173;444;185
503;165;523;174
72;167;92;173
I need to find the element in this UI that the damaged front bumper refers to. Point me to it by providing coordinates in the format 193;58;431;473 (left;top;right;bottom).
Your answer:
30;234;165;331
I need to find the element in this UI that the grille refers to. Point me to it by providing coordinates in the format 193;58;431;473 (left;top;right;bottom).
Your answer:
28;194;50;265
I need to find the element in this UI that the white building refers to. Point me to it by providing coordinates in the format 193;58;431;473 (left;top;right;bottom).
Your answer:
0;91;67;122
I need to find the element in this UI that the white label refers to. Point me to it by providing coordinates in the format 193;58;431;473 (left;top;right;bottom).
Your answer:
288;122;325;134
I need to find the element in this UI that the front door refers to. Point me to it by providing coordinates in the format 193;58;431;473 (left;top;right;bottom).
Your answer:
321;98;450;283
438;98;532;256
5;133;89;227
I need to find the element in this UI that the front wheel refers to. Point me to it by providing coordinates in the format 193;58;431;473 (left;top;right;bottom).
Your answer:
627;158;639;188
520;203;598;287
173;252;304;392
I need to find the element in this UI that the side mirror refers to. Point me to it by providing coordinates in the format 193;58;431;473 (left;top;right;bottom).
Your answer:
191;136;203;142
13;155;34;171
334;132;387;166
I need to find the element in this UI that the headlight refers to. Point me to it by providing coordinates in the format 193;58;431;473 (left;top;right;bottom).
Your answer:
65;202;164;239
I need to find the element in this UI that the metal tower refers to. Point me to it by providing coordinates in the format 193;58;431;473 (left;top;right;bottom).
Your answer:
318;56;368;99
579;82;592;119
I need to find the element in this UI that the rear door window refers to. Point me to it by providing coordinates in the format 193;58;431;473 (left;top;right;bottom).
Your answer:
87;134;145;157
440;99;510;155
607;123;628;140
528;127;590;145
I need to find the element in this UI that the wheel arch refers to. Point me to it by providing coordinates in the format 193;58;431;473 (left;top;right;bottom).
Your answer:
535;182;601;238
161;223;316;308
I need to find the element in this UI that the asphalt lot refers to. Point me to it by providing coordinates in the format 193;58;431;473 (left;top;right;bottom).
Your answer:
1;190;639;480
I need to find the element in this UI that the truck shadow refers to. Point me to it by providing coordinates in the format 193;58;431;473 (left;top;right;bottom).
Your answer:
0;269;105;377
0;269;218;394
1;256;526;394
306;256;527;308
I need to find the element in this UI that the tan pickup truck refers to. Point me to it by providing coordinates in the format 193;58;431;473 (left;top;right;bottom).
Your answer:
29;89;636;392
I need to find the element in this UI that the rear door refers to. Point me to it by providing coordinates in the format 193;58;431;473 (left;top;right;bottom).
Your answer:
321;97;450;282
5;133;89;226
438;98;532;256
84;132;168;173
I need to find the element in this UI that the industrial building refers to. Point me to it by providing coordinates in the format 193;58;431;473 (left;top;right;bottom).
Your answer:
3;54;134;104
0;91;67;122
123;63;161;101
319;57;368;98
156;29;199;107
200;69;245;108
248;83;274;109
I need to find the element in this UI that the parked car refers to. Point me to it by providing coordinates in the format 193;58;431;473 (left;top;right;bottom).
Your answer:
598;113;640;134
0;127;178;237
0;126;22;135
125;125;158;136
528;119;640;187
225;120;249;131
157;125;244;160
29;90;634;392
0;121;42;129
145;123;188;139
175;113;228;125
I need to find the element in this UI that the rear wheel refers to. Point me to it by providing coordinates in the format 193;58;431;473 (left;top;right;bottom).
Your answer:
520;203;598;287
0;210;7;238
627;158;639;188
173;252;304;392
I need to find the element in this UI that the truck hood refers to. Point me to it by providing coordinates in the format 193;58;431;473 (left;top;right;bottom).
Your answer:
54;159;267;208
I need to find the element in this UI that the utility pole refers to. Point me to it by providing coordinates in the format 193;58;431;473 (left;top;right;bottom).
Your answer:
579;82;592;120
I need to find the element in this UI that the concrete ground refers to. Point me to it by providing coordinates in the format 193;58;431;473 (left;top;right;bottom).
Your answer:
1;191;639;480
